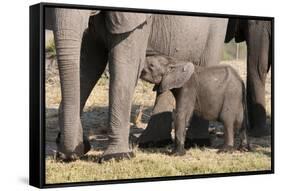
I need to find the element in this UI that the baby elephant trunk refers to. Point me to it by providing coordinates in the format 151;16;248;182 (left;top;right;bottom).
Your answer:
140;68;156;84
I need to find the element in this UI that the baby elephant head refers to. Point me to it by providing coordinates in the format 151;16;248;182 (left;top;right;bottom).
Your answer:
141;55;194;92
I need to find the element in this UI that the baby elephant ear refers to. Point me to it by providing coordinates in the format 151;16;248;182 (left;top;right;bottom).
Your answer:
159;62;194;93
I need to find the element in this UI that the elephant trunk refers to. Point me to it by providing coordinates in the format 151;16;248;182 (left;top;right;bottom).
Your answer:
53;8;90;158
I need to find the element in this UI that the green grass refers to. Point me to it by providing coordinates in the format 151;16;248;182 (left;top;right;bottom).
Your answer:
46;146;271;184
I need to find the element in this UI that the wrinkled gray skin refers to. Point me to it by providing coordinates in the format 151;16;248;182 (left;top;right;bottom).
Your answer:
225;19;272;137
140;18;272;148
46;8;228;161
141;55;250;155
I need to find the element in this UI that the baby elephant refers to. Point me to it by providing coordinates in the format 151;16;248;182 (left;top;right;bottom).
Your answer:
140;55;250;155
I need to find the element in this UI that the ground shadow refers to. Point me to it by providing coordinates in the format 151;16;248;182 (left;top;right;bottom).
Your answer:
45;104;154;157
46;105;271;157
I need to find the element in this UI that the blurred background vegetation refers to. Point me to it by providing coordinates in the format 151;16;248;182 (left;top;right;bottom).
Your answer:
223;40;247;61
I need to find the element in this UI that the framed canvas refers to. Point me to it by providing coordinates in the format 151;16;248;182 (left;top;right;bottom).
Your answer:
29;2;274;188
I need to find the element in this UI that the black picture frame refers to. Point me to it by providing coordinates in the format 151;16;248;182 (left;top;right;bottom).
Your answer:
30;2;274;188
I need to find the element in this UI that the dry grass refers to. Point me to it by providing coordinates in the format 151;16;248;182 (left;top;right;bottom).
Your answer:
45;59;272;184
46;146;270;184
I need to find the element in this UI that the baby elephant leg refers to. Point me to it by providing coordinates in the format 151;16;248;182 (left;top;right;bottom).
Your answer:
238;126;251;152
237;111;251;152
172;103;194;156
173;111;187;156
218;119;235;153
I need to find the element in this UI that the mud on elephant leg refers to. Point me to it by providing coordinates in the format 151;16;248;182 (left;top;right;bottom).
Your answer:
100;22;151;162
138;90;174;148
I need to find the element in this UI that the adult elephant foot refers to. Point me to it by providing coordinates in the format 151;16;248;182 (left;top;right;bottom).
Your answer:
55;132;91;162
98;135;135;163
185;115;211;149
138;91;174;148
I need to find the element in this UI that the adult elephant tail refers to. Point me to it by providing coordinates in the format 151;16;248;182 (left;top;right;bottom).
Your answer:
225;18;246;43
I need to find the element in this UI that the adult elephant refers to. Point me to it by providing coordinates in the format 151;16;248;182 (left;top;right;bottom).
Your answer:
47;7;228;161
225;19;272;137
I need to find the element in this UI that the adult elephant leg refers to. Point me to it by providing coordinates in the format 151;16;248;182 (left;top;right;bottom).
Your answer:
53;8;91;160
247;61;268;137
79;28;108;112
138;91;174;148
246;22;271;137
100;22;151;161
57;29;105;155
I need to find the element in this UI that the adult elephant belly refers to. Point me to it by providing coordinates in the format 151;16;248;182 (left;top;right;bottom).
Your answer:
138;15;228;148
148;15;213;63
